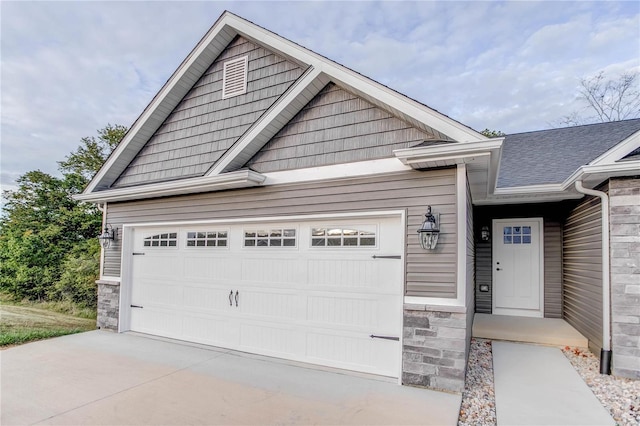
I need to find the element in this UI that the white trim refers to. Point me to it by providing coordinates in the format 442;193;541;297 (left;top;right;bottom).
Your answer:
99;276;121;283
263;158;412;186
98;203;107;279
394;138;503;162
121;210;405;230
456;164;467;307
74;170;266;203
397;209;407;385
492;217;544;318
589;129;640;166
119;226;135;333
403;296;464;307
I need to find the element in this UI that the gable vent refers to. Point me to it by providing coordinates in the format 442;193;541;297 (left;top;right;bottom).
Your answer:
222;56;248;99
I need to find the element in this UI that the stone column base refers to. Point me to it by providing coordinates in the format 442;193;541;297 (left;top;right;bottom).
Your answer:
96;279;120;331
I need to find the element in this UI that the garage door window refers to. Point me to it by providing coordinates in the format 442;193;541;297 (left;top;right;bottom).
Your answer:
244;228;296;247
186;231;228;247
311;227;376;247
143;233;178;247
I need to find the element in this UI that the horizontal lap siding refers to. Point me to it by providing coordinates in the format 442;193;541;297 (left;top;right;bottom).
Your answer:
105;169;458;298
563;193;604;352
247;83;447;173
114;36;304;187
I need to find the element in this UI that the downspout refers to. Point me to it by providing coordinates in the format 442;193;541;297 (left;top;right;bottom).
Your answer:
574;181;611;375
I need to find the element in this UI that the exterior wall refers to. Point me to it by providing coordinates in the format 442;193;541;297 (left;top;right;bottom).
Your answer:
246;83;446;173
609;177;640;379
96;280;120;331
474;203;570;317
402;305;468;392
103;169;458;297
563;190;605;353
113;36;305;187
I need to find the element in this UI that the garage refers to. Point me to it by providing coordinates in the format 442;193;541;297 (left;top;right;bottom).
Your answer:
124;215;404;377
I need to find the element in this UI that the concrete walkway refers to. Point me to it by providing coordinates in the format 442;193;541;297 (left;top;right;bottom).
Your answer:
1;331;461;425
492;341;614;425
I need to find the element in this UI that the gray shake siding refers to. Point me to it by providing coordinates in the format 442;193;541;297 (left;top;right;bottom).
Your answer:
104;169;458;298
247;83;447;173
563;190;605;353
473;203;567;317
113;36;305;187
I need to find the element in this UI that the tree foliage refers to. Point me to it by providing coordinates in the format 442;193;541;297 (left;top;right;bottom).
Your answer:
560;71;640;126
0;124;126;308
480;129;506;138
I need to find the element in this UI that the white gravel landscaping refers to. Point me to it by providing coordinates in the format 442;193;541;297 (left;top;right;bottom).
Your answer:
458;338;640;426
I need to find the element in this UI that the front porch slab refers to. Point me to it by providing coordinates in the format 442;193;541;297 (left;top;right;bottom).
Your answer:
473;313;588;347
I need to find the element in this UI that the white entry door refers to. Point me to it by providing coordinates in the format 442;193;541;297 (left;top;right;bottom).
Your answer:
492;218;544;317
126;215;403;377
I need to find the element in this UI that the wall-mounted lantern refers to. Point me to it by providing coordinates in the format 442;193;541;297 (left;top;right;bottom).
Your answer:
481;225;491;242
97;224;117;249
417;206;440;250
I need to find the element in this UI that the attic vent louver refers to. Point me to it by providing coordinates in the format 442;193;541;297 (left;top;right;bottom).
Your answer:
222;56;248;99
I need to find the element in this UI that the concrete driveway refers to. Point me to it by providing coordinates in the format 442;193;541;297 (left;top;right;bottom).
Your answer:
1;331;461;425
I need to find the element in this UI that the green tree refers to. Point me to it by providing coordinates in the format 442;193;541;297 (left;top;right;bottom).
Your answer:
481;129;506;138
0;125;126;306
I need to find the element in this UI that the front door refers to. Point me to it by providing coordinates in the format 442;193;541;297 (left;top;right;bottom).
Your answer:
492;218;544;317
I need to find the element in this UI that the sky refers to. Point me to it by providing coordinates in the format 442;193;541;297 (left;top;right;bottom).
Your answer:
1;1;639;194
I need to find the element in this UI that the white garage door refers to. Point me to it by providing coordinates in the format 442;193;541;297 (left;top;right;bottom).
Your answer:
127;215;403;377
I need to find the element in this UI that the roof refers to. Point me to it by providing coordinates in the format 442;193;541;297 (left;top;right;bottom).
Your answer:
497;119;640;188
80;11;486;198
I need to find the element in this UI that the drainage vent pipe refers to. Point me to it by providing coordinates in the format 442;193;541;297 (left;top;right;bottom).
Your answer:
574;181;611;375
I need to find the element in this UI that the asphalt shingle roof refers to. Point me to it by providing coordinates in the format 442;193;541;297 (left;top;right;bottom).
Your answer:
497;119;640;188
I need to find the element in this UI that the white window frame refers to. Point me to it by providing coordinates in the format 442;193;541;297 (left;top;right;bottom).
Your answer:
309;225;378;248
243;227;298;248
142;232;179;249
185;230;229;249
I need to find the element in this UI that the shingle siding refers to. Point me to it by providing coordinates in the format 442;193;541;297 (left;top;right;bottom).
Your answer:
112;36;305;188
246;83;445;173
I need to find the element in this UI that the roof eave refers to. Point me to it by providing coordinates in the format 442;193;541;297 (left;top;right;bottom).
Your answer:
74;170;266;204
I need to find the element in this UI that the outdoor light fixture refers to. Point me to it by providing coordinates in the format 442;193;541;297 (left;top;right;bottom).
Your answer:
417;206;440;250
97;224;116;249
481;225;491;242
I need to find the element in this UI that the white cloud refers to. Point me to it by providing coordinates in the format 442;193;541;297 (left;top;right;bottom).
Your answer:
1;1;638;191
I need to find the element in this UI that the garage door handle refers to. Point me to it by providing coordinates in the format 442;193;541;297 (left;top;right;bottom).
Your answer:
372;255;401;259
370;334;399;341
130;304;143;309
235;291;239;307
229;290;233;306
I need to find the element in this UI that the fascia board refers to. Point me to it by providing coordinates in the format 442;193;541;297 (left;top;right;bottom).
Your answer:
74;170;266;203
394;138;503;164
493;183;565;195
589;130;640;166
84;14;241;194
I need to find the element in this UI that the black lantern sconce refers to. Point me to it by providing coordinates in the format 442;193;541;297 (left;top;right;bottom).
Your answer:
97;224;117;249
481;225;491;242
417;206;440;250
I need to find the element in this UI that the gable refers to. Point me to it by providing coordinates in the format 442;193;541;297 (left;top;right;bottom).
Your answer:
112;36;305;188
246;83;450;173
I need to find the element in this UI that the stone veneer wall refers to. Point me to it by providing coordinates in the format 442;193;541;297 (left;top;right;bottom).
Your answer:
609;177;640;379
96;280;120;331
402;304;469;392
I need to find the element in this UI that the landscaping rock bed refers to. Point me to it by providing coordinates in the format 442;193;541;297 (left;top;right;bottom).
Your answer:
458;338;496;426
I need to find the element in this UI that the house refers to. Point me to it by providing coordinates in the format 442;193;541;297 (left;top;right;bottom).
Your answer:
76;11;640;392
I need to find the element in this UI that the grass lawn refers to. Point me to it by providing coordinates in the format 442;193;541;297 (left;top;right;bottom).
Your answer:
0;303;96;348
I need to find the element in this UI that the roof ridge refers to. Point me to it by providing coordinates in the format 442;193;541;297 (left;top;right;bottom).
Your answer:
506;118;640;137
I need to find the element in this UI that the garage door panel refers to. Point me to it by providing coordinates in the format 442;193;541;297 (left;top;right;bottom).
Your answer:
238;290;304;320
183;286;236;312
241;257;305;286
182;314;239;346
129;215;403;378
239;323;305;356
